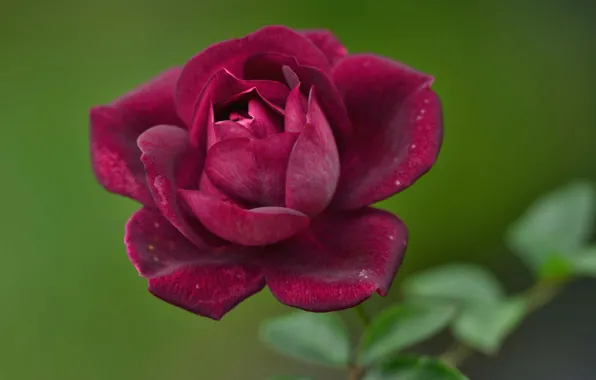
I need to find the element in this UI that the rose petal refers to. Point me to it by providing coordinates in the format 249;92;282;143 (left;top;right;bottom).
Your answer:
179;191;310;246
262;208;408;312
190;69;288;146
300;30;347;65
205;133;299;206
176;26;330;125
126;207;216;278
90;67;182;205
244;53;352;147
248;98;284;138
284;86;307;133
149;263;265;320
331;54;442;209
138;125;221;247
286;89;340;217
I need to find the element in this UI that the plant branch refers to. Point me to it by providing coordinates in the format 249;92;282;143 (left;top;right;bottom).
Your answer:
440;278;565;368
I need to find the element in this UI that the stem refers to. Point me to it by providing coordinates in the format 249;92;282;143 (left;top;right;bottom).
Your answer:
354;304;371;327
439;278;565;368
440;341;473;368
346;305;370;380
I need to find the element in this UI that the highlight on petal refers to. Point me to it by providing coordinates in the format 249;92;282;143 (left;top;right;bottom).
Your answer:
262;208;408;312
126;207;210;278
176;25;330;125
179;191;310;246
286;89;340;217
247;98;284;138
189;69;288;146
138;125;221;247
300;30;348;65
205;133;299;206
149;263;265;320
90;67;182;205
331;54;443;209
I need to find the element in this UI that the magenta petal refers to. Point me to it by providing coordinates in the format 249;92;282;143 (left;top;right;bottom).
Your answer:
138;125;221;247
286;89;340;217
205;133;298;206
248;98;283;137
331;54;442;209
300;30;347;65
284;86;307;133
126;207;209;278
180;191;310;246
190;70;288;146
176;26;330;125
90;67;183;205
149;263;265;320
262;208;408;312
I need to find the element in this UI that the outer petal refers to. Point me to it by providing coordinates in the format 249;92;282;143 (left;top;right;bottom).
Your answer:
180;191;310;246
176;26;330;125
205;133;299;206
286;89;340;217
190;69;288;146
149;263;265;320
331;54;443;209
137;125;222;247
300;30;348;65
90;67;183;205
262;208;408;312
126;207;216;278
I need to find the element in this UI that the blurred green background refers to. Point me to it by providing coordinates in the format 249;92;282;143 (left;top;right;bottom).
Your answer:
1;0;595;379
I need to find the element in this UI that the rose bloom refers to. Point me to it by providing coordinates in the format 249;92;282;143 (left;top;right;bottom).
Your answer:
90;26;442;320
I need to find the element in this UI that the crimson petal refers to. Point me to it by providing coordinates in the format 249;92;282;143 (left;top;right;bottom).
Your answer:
176;26;330;125
90;67;183;205
284;86;307;133
286;89;340;217
331;54;442;209
137;125;221;247
149;263;265;320
262;208;408;312
300;30;347;65
126;207;213;278
180;191;310;246
205;133;299;206
189;69;288;146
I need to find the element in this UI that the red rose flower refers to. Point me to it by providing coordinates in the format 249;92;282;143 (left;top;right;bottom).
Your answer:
90;26;442;320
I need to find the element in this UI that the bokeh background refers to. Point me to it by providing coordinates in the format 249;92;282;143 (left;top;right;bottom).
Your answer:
2;0;596;378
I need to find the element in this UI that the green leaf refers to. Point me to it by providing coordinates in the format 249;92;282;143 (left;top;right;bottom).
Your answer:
267;376;313;380
401;264;504;306
571;247;596;277
360;302;456;366
506;181;595;271
453;297;526;354
365;356;468;380
259;311;350;367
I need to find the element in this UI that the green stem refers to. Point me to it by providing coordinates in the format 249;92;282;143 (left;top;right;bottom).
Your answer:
347;305;371;380
354;304;371;327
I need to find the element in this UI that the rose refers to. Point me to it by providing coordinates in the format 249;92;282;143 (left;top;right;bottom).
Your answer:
90;26;442;320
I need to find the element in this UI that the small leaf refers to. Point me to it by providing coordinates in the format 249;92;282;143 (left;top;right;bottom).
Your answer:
506;181;595;271
365;356;468;380
360;302;456;366
401;264;503;306
453;297;526;354
268;376;313;380
571;247;596;277
259;311;349;367
537;255;574;280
